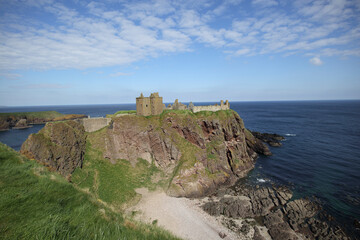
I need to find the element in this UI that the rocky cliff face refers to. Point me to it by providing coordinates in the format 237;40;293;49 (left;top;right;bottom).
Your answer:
20;121;86;179
90;110;270;197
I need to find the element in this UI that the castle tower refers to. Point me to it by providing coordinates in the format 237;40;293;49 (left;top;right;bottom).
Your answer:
150;92;163;115
136;93;151;116
136;92;163;116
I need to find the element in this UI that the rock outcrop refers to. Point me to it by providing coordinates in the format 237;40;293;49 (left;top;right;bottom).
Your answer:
89;110;272;198
13;119;30;129
20;120;86;180
202;184;350;240
250;131;285;147
244;129;272;156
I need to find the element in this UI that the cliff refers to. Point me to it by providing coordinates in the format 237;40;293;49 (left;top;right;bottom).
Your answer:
20;120;86;179
0;111;87;131
90;110;270;197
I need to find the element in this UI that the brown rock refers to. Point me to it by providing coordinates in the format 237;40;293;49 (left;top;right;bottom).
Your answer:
20;120;86;179
0;120;10;131
13;119;29;129
96;111;256;197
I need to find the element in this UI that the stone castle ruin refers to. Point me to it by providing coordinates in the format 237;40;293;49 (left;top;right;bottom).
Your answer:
136;92;230;116
136;92;164;116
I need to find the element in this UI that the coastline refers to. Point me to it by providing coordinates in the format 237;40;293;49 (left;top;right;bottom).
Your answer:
129;188;245;240
130;183;352;240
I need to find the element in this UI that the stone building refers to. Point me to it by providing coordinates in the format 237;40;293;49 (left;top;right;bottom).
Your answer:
191;100;230;113
136;92;164;116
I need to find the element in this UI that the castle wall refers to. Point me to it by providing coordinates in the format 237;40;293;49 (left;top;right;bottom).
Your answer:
136;97;151;116
192;105;229;113
78;117;111;132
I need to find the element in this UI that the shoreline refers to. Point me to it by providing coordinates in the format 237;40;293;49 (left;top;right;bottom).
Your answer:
129;182;354;240
128;188;245;240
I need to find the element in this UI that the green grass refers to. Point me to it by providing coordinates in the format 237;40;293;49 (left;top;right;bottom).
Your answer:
106;110;136;118
72;140;164;209
0;143;180;240
0;111;64;121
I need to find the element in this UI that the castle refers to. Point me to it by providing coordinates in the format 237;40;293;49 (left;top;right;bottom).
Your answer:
136;92;164;116
136;92;230;116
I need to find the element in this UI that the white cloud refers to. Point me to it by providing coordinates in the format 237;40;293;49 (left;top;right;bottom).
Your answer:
235;48;250;55
0;0;359;70
309;56;323;65
109;72;132;77
252;0;278;7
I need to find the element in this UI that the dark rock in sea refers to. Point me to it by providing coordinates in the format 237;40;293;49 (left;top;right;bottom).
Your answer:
20;120;86;180
202;184;351;240
244;129;272;156
250;131;285;147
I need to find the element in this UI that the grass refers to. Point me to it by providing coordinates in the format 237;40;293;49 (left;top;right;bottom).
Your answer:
0;111;64;121
72;139;164;209
106;110;136;118
0;143;180;240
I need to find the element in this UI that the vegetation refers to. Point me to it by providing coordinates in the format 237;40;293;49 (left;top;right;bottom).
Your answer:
0;111;64;121
106;110;136;118
0;143;180;240
72;133;166;209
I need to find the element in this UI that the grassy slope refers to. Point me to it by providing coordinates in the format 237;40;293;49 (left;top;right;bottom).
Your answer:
72;139;166;209
0;143;180;240
106;110;136;118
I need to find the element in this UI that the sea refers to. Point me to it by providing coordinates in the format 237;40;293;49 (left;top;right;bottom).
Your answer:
1;100;359;237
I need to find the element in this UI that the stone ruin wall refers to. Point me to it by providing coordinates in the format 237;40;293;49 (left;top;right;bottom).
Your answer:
173;99;230;113
78;117;111;132
192;104;229;113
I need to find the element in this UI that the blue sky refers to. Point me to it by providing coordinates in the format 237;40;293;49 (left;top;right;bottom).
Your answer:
0;0;360;106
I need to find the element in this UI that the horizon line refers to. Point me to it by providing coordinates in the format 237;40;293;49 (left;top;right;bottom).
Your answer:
1;99;360;108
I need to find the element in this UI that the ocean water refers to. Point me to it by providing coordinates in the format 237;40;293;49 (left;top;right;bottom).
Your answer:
1;100;359;235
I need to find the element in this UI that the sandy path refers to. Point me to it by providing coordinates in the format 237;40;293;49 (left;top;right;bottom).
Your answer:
131;188;238;240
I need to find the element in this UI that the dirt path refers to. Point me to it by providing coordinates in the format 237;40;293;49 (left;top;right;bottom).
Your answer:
130;188;239;240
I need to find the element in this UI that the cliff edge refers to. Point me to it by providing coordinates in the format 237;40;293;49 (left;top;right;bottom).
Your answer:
91;110;270;197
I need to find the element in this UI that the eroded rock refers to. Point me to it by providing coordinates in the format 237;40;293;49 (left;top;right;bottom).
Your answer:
20;120;86;180
202;185;350;240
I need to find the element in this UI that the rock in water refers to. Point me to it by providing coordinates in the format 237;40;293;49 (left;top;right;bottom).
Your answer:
250;131;285;147
20;120;86;180
244;129;272;156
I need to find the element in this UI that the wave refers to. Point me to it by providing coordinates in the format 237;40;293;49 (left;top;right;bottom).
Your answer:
285;133;296;136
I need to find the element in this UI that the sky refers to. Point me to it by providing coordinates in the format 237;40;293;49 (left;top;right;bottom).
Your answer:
0;0;360;106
